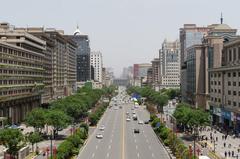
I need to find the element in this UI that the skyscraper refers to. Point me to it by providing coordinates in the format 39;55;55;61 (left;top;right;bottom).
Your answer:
159;39;180;89
66;26;91;84
180;24;210;102
90;51;103;82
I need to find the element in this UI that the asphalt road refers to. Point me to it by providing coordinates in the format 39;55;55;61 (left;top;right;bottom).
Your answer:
78;97;170;159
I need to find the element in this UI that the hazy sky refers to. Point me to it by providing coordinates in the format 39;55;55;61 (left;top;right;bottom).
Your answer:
1;0;239;77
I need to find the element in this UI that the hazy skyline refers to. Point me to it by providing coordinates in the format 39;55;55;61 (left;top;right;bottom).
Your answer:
1;0;239;77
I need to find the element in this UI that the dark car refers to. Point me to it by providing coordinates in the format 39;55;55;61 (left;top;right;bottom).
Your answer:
144;121;149;124
134;128;140;133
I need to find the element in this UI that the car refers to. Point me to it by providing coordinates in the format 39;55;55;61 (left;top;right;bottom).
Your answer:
132;111;136;114
96;133;103;139
133;115;137;121
131;108;134;110
126;112;129;115
144;121;149;124
119;106;122;109
138;120;144;124
126;118;131;122
99;125;105;131
134;128;140;133
114;107;118;110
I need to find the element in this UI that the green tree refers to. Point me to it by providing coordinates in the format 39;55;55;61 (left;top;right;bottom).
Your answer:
0;129;24;158
45;110;71;138
155;94;169;113
25;108;46;132
27;132;42;153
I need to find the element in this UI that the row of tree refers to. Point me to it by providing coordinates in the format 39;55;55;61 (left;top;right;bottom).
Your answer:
57;124;88;159
127;86;180;112
151;114;190;159
0;85;117;158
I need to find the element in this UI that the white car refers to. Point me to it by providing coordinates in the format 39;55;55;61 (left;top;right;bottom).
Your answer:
132;111;136;114
96;133;103;139
126;118;131;122
138;120;144;124
99;125;105;131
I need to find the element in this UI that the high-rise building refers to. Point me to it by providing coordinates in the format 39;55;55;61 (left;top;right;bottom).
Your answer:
19;27;77;101
133;63;151;86
0;23;46;123
159;39;180;89
66;26;91;84
185;23;237;109
180;24;210;102
151;58;160;91
90;51;103;83
209;38;240;132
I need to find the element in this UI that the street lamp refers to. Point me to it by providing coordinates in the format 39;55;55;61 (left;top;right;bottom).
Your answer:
50;130;53;159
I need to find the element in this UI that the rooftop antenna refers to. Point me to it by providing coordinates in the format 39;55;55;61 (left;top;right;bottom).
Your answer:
220;12;223;24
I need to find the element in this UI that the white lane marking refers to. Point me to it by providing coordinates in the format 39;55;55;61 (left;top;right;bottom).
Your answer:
152;153;155;158
92;153;95;158
137;153;140;158
110;139;112;143
146;139;149;143
108;145;111;149
134;139;137;143
136;145;138;150
107;153;110;158
96;145;98;149
149;145;151;149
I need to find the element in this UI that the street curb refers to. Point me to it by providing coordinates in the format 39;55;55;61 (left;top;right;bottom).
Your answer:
151;128;175;159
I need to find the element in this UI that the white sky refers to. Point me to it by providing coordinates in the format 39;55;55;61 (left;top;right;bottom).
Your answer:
1;0;239;77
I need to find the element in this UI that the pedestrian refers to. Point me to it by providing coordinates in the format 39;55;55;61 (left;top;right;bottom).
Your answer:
238;148;240;153
224;151;227;158
228;151;231;157
228;143;231;148
216;136;218;142
224;142;226;147
210;132;212;137
210;136;212;141
225;134;227;140
222;135;224;140
232;151;234;157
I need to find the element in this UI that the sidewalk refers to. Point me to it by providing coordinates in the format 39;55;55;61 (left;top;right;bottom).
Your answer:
199;126;240;158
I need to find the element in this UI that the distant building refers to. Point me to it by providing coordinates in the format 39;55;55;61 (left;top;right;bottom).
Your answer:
66;26;91;84
151;58;160;91
147;68;153;86
133;63;151;87
180;24;210;102
90;51;103;83
159;39;180;89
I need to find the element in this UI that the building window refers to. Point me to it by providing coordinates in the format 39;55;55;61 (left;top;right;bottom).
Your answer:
233;72;236;77
233;102;237;107
228;100;231;105
228;72;231;77
233;91;237;96
233;82;236;86
228;90;231;95
218;89;221;93
228;81;231;86
218;81;221;85
218;73;221;77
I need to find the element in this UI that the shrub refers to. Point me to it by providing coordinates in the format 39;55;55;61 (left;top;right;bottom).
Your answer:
57;140;74;159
